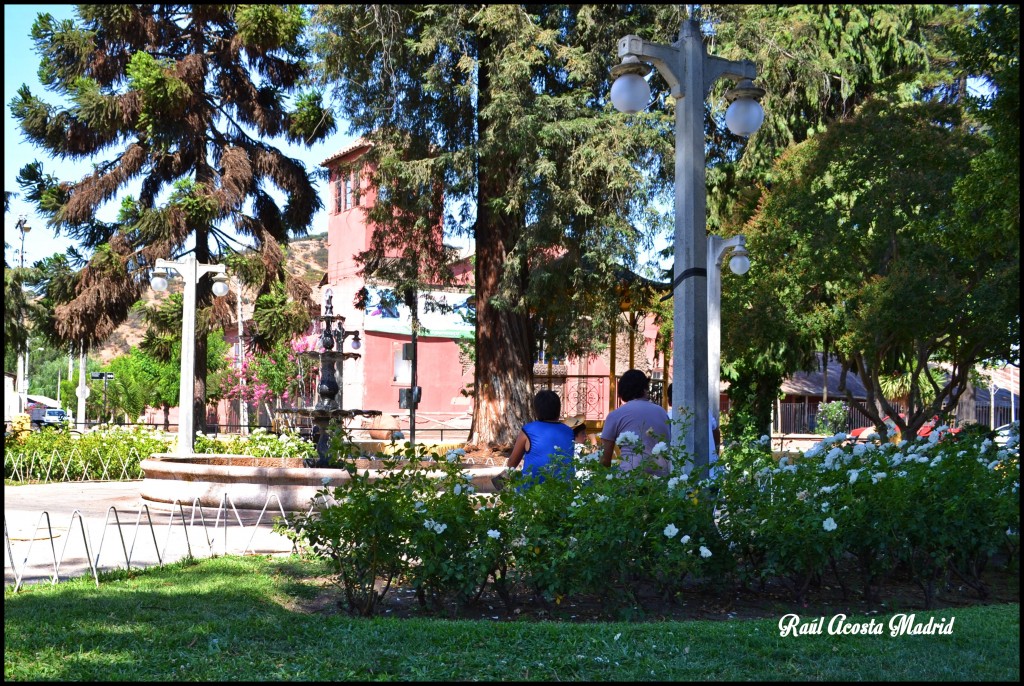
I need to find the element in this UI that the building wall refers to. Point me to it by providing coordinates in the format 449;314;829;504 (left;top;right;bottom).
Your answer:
361;331;473;419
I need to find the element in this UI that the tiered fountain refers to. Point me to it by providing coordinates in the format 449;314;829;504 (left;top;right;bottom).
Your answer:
140;294;504;511
276;292;382;467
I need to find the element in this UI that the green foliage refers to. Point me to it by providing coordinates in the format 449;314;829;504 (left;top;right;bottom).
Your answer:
731;97;1016;438
816;401;849;436
193;427;316;462
718;425;1020;606
250;282;312;353
284;420;1019;617
4;425;171;482
234;5;306;53
125;52;188;147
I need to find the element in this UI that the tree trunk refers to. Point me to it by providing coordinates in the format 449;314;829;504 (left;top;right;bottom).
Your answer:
470;247;534;447
468;39;534;448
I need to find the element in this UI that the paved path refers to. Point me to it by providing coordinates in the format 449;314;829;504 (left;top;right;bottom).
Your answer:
5;481;297;590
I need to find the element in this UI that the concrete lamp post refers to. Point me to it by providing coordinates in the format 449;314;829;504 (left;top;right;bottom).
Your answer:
151;255;229;455
707;234;750;428
610;17;765;477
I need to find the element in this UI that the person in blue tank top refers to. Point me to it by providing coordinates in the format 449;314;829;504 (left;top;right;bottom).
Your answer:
506;390;576;488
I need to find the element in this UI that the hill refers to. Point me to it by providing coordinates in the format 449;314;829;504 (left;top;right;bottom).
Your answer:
93;234;328;363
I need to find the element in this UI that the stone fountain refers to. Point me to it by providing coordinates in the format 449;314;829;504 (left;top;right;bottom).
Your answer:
276;293;382;468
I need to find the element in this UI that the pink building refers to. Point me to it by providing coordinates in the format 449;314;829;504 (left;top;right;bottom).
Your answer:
182;142;670;438
318;141;669;436
320;141;476;435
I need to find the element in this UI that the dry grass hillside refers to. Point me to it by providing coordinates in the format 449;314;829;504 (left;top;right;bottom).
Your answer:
92;235;328;363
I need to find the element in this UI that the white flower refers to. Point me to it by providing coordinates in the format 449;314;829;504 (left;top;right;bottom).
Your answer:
821;502;830;512
321;477;331;486
652;441;668;456
414;500;426;512
454;484;463;495
466;485;475;494
614;633;621;641
595;494;608;503
823;517;838;532
667;477;680;490
487;529;501;539
663;523;679;538
818;484;837;495
871;472;887;484
759;435;770;445
699;546;712;558
896;470;908;478
796;490;809;501
987;460;1000;471
680;534;691;544
616;431;640;446
848;469;860;484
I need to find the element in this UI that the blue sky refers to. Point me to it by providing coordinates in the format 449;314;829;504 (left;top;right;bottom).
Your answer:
3;5;356;268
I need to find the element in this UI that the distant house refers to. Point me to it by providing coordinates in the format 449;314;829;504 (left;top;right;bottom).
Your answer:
772;353;1020;434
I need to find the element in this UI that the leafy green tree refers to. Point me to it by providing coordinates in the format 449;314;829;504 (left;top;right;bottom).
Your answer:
699;4;988;435
704;4;973;231
11;4;333;432
135;293;232;428
310;4;683;444
733;98;1017;439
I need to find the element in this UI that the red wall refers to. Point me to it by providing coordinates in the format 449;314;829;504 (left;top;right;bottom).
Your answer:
361;331;474;418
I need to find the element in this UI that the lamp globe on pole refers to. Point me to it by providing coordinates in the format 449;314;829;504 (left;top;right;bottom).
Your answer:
609;17;765;478
724;79;766;137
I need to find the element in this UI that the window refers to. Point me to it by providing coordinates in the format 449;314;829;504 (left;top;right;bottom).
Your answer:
334;176;343;214
343;171;359;210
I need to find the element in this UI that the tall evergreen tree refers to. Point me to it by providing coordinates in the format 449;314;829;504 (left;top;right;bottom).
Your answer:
10;4;334;432
310;5;685;445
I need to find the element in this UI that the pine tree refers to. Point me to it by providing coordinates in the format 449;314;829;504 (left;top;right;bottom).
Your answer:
11;5;334;432
310;4;684;445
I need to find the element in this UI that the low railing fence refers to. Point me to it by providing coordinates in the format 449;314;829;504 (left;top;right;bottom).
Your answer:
4;492;311;593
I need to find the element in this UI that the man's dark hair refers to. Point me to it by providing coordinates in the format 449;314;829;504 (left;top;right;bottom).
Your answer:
533;390;562;421
617;369;649;402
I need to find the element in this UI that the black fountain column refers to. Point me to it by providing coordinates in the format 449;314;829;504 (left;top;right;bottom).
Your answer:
309;295;342;467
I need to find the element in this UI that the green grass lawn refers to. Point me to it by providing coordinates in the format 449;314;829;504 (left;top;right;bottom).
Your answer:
4;555;1020;681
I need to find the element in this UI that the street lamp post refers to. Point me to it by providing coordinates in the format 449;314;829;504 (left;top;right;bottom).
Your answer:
610;16;764;477
151;255;229;455
707;234;750;427
15;216;32;414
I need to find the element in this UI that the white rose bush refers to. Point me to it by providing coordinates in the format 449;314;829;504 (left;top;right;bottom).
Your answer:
717;422;1019;608
282;420;1018;617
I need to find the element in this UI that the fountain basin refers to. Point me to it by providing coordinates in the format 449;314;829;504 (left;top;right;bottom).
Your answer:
140;454;507;511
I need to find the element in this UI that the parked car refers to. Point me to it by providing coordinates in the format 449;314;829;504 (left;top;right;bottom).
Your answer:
849;414;960;441
29;407;67;428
